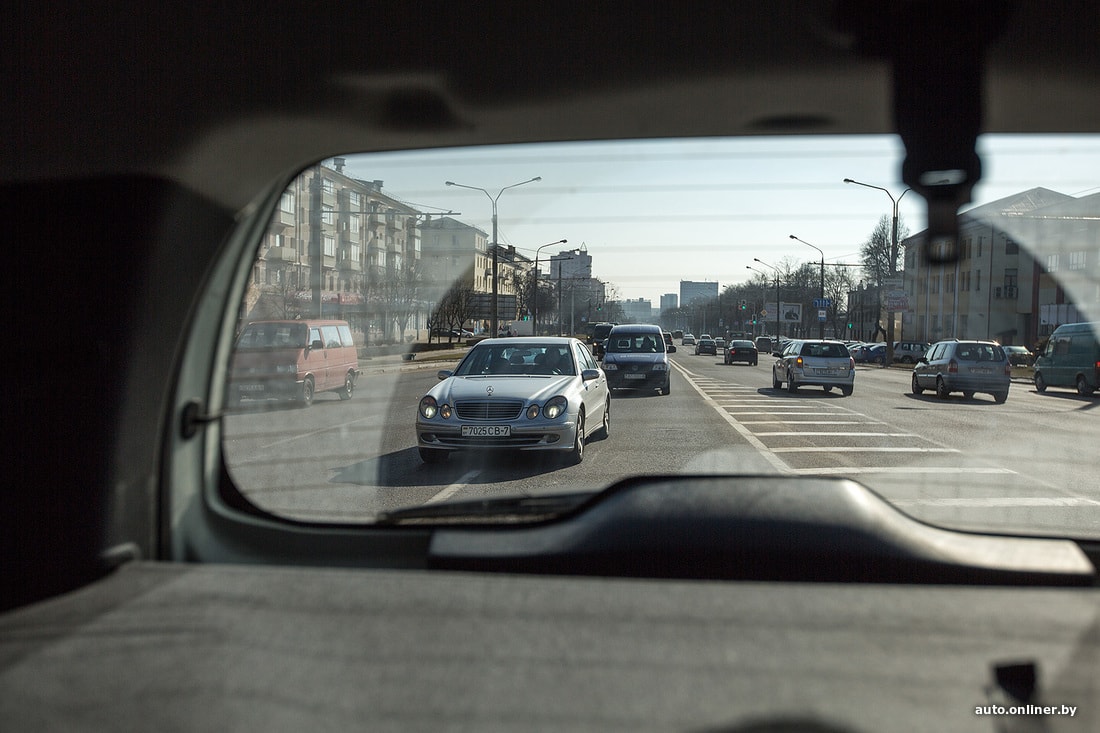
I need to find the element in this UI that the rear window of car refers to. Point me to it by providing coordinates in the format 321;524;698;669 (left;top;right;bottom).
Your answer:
731;340;755;348
801;342;848;358
956;344;1005;361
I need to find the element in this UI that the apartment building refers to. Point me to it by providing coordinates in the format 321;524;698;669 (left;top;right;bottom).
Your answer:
902;188;1098;347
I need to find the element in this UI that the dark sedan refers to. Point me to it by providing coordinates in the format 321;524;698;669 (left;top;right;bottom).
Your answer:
724;340;758;365
695;338;717;356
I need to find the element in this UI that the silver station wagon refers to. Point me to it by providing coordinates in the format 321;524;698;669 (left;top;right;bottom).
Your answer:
772;339;855;396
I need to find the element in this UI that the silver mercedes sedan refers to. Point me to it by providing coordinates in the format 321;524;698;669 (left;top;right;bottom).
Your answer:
416;337;610;464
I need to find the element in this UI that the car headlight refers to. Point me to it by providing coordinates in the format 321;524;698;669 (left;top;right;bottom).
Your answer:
603;361;618;370
543;396;568;419
651;362;668;371
419;396;438;419
526;404;540;419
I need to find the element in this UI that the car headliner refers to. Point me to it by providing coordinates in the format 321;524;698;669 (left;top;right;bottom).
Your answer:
7;3;1100;213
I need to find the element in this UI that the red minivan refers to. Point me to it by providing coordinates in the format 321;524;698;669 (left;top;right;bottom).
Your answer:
228;320;361;407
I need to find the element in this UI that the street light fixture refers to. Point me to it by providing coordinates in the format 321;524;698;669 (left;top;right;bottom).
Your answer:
532;238;567;336
790;234;826;339
445;176;542;336
843;178;911;363
753;258;782;339
745;266;771;338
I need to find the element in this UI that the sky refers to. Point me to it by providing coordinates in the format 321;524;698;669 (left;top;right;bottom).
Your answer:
340;135;1100;304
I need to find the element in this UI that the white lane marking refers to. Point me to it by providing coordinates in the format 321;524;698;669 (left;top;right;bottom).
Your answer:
753;432;916;437
771;446;959;453
739;420;885;425
723;411;852;416
791;466;1015;475
894;497;1100;507
670;362;792;474
424;470;480;505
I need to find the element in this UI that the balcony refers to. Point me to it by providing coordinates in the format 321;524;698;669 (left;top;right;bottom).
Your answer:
337;257;362;272
264;246;299;263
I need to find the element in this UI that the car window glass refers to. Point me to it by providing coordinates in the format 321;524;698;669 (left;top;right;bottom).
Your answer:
217;138;1100;540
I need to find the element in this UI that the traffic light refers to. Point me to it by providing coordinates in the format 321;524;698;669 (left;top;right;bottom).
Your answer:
847;322;853;330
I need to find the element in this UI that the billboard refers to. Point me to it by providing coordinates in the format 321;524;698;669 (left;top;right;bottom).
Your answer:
780;302;802;323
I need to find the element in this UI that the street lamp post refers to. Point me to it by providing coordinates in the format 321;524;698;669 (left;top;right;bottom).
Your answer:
532;239;567;336
445;176;541;336
753;258;782;340
790;235;825;338
843;178;911;363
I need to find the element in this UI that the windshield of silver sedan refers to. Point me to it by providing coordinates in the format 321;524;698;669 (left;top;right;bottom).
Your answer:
220;135;1100;537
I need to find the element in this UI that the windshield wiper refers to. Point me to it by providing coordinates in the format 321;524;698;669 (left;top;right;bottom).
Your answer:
375;492;593;525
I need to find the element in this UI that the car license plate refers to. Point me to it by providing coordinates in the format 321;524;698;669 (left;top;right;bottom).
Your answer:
239;384;265;392
814;368;838;375
624;373;646;380
461;425;510;437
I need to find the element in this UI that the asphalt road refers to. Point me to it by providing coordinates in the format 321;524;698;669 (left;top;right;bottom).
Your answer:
224;349;1100;537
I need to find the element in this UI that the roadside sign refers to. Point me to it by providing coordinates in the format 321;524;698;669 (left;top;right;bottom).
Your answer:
818;309;827;321
813;298;832;309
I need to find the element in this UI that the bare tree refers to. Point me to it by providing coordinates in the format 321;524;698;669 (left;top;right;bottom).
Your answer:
386;261;423;342
859;214;910;342
825;265;857;337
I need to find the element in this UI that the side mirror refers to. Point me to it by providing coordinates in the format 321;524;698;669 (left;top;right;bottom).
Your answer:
310;339;324;350
581;368;599;381
667;345;676;353
437;370;453;381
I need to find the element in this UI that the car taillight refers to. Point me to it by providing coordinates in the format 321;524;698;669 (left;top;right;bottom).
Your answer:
849;357;855;370
795;356;804;368
948;360;958;374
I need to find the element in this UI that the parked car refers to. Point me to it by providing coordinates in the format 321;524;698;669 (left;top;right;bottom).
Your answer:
601;324;671;395
911;339;1011;403
695;338;717;356
853;343;887;365
772;340;855;395
1032;322;1100;396
892;341;930;364
724;339;758;365
228;320;360;407
416;337;609;463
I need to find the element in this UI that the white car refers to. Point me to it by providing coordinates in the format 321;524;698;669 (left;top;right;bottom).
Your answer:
417;337;610;464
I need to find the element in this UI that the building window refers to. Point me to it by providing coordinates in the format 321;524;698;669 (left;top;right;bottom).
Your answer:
280;191;295;214
1046;253;1059;272
322;205;335;225
1004;268;1018;290
349;191;361;207
323;235;335;257
1006;238;1018;255
931;275;940;294
322;178;334;194
945;272;955;293
976;270;981;291
977;237;983;258
1069;251;1087;271
350;216;360;235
